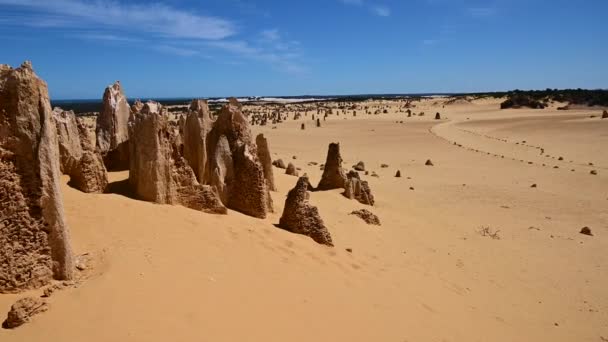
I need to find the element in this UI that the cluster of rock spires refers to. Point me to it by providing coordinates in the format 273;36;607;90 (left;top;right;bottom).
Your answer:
0;62;276;300
315;142;375;206
128;101;227;215
53;108;108;193
276;142;377;246
128;98;274;218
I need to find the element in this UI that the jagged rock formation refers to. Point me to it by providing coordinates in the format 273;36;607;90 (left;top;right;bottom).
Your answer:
316;143;346;190
76;118;96;151
353;161;365;171
128;101;226;215
344;171;375;206
183;99;213;183
602;110;608;119
350;209;381;226
0;62;74;293
52;108;108;193
3;297;48;329
279;176;333;246
204;101;271;218
256;134;276;191
425;159;434;166
286;162;299;176
96;81;130;171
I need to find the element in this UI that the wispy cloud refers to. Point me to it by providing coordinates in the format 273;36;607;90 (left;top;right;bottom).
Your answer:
0;0;307;73
260;29;280;42
155;45;202;57
0;0;236;39
467;7;497;17
75;33;143;43
205;39;306;74
422;39;438;46
372;5;391;17
338;0;391;17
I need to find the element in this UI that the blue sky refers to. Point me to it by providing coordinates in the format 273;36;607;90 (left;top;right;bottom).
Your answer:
0;0;606;99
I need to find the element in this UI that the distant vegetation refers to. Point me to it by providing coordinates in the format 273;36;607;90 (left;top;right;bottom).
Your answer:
464;89;608;109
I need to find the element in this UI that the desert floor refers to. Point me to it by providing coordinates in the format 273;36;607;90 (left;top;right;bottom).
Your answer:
1;98;607;342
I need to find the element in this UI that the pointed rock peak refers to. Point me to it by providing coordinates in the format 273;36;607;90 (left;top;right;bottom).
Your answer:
228;97;241;108
20;60;33;71
279;176;333;246
316;142;346;191
189;99;212;120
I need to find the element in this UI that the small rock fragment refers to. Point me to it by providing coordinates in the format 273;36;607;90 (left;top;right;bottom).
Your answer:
350;209;381;226
3;297;48;329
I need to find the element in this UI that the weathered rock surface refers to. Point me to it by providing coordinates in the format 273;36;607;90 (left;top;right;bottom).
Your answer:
205;101;271;218
256;134;276;191
0;62;74;293
279;176;333;246
273;159;287;169
52;108;83;174
353;161;365;171
3;297;48;329
68;151;108;193
128;101;226;214
350;209;381;226
183;99;213;183
52;108;108;193
96;81;130;171
316;143;346;190
344;171;375;206
228;143;270;217
286;162;299;176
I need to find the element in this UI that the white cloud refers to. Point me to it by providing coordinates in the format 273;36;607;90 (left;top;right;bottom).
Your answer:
75;33;142;42
206;40;306;74
372;5;391;17
155;45;201;57
260;29;280;42
339;0;390;17
0;0;307;74
0;0;236;40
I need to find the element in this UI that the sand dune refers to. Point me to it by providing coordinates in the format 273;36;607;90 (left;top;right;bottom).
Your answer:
1;99;607;341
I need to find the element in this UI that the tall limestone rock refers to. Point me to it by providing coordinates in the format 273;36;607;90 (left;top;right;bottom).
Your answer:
0;62;74;293
52;108;83;174
183;99;213;183
96;81;130;171
316;142;347;191
128;101;226;214
203;100;272;218
255;134;276;192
